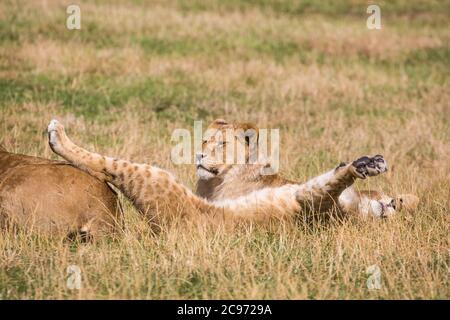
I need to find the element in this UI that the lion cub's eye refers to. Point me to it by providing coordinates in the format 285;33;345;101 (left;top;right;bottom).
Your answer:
389;199;396;210
218;141;226;147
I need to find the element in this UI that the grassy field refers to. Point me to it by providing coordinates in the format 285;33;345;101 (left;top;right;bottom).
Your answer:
0;0;449;299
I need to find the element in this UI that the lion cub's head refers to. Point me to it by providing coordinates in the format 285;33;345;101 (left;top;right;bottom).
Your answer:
196;119;259;180
395;194;420;213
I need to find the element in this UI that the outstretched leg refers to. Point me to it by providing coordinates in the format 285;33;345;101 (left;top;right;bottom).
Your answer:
295;156;388;213
47;120;213;221
48;120;112;182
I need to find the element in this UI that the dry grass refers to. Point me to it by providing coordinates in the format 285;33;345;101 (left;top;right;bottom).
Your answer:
0;0;449;299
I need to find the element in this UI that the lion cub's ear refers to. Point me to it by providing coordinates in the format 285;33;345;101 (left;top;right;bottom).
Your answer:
235;122;259;145
396;194;419;212
237;122;258;132
211;119;228;126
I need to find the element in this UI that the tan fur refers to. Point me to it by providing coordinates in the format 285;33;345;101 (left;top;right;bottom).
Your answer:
196;120;293;201
396;194;420;212
0;148;120;237
196;120;418;218
47;119;393;226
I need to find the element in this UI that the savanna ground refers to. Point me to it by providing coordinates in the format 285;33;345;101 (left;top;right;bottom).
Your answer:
0;0;449;299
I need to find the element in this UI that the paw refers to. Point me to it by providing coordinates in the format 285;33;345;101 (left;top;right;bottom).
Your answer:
47;119;64;133
47;119;65;150
351;155;387;179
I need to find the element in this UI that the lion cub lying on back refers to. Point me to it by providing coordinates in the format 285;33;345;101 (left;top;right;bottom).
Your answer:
195;119;419;219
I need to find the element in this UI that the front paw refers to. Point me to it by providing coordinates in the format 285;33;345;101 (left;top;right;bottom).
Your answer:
351;155;387;179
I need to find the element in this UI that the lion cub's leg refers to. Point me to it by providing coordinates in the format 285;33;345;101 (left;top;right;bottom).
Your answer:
48;120;111;182
47;120;214;222
296;155;387;213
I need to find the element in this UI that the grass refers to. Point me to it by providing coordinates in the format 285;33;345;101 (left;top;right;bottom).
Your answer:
0;0;449;299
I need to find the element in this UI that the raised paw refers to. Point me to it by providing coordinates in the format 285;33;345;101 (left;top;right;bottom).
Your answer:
351;154;387;179
47;119;65;151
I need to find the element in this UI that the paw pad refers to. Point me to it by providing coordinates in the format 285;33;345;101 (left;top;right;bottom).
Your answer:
352;155;387;178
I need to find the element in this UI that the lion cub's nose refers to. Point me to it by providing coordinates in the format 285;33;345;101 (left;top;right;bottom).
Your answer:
195;153;205;165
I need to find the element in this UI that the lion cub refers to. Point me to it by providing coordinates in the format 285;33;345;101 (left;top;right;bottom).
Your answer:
195;119;419;219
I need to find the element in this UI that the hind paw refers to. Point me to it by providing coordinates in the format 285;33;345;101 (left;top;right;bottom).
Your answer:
351;155;387;179
47;119;65;151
